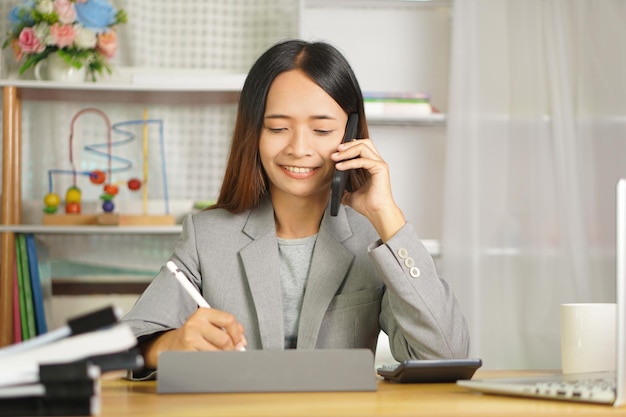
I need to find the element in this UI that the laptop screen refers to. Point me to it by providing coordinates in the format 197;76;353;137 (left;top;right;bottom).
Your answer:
615;179;626;407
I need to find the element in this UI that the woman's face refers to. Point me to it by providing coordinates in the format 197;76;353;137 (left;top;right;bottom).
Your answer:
260;69;348;203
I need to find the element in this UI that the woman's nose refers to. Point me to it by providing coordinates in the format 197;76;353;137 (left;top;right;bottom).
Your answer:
286;127;312;157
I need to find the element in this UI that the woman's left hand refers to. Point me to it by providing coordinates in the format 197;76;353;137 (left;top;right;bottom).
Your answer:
331;138;406;242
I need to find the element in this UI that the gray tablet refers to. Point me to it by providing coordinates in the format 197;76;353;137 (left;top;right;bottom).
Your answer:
158;349;377;393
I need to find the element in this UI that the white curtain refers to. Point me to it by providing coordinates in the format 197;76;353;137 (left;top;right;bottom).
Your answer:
442;0;626;369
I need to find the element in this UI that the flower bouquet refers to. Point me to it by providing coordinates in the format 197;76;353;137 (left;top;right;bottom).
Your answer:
3;0;127;81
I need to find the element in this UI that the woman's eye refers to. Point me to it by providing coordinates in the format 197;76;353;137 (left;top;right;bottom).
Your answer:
314;129;333;136
267;127;286;133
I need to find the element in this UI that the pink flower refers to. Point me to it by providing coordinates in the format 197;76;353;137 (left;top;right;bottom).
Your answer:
96;30;117;58
53;0;76;25
50;23;76;48
18;28;45;54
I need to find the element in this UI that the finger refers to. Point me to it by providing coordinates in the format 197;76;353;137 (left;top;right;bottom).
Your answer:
336;154;387;175
336;138;382;159
187;308;246;351
235;334;248;351
212;313;247;350
332;141;382;166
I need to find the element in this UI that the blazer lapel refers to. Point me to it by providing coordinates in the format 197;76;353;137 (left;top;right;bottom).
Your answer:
240;198;285;350
297;205;355;349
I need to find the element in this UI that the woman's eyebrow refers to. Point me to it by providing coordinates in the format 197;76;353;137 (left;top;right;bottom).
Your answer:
310;115;338;121
264;114;338;120
265;114;289;119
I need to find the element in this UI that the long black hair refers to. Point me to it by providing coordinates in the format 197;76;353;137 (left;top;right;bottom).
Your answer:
213;39;370;213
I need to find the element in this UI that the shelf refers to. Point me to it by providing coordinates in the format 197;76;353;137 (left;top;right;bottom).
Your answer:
0;225;182;235
0;71;247;104
366;113;446;126
305;0;453;8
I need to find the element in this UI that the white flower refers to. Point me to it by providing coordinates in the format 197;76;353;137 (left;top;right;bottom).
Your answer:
32;22;53;46
73;25;97;49
35;0;54;15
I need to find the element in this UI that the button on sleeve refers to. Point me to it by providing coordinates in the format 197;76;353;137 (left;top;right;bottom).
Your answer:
410;267;421;278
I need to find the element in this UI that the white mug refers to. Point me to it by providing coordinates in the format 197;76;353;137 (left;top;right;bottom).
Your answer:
560;303;616;374
34;53;86;83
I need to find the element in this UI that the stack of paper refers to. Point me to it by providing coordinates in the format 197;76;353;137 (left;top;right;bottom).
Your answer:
0;307;142;416
0;361;101;416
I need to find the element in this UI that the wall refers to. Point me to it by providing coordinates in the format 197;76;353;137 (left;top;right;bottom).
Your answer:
300;1;452;240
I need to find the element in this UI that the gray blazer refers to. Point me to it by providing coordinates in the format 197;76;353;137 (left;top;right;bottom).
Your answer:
122;197;469;361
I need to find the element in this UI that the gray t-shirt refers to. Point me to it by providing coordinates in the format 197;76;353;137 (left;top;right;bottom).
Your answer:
277;234;318;349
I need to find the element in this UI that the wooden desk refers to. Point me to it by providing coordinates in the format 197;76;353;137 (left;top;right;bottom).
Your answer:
100;370;623;416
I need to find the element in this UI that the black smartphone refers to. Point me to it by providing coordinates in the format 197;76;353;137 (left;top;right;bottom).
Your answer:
330;113;359;216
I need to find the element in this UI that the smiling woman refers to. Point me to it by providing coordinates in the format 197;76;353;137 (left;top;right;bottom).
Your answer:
215;40;370;215
259;69;349;217
121;39;470;378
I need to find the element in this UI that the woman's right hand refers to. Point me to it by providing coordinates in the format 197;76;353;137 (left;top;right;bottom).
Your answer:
141;308;247;368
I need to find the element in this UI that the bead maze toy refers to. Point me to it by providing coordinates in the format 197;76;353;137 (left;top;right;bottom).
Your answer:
43;108;175;226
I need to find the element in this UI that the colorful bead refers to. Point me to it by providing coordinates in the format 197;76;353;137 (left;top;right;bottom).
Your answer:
65;201;81;214
127;178;142;191
103;183;119;195
44;192;61;208
102;200;115;213
65;186;82;204
89;170;106;184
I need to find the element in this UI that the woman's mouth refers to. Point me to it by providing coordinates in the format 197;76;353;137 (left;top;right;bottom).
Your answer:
283;166;315;174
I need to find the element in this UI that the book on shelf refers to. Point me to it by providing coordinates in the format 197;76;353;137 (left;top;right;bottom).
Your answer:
12;233;48;341
12;257;22;344
25;234;47;335
15;234;36;340
363;91;439;119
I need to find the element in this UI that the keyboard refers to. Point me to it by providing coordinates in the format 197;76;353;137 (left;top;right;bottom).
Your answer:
527;376;616;402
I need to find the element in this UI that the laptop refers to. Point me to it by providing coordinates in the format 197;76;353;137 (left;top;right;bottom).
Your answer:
457;179;626;407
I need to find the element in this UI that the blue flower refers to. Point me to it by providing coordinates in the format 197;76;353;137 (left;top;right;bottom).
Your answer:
75;0;118;34
8;0;35;30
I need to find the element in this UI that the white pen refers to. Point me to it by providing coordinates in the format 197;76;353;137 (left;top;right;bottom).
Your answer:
166;261;246;351
166;261;211;308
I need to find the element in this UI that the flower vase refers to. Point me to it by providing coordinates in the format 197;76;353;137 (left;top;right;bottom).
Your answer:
34;53;86;83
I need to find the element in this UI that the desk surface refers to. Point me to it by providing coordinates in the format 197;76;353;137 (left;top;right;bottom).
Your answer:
100;370;623;416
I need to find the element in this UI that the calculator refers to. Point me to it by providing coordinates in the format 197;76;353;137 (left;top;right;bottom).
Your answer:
377;358;482;383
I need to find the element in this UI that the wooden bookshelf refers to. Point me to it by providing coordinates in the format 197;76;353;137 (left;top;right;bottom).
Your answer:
0;77;244;346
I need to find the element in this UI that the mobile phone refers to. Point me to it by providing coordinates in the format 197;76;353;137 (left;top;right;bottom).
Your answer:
377;358;483;383
330;113;359;216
